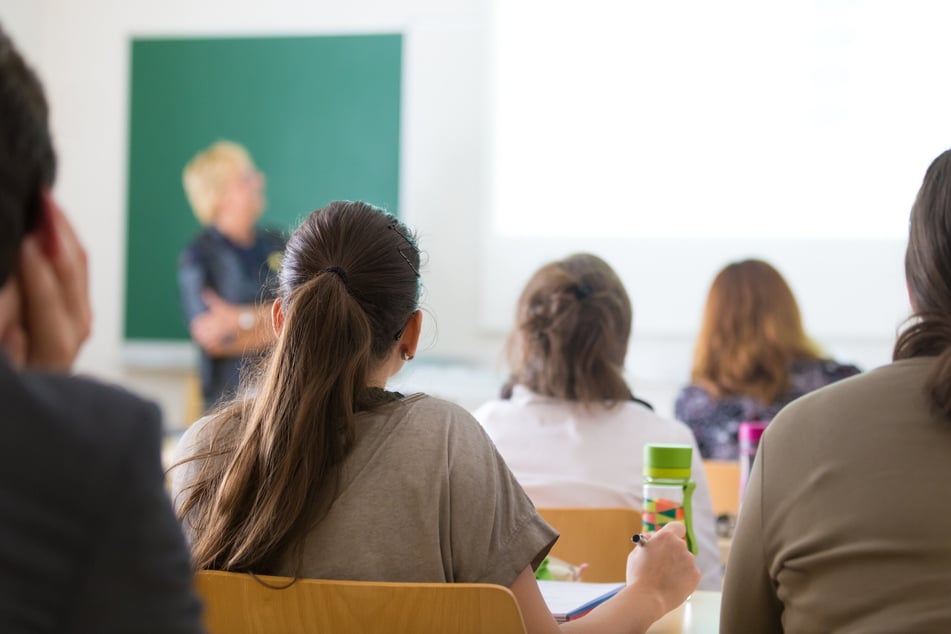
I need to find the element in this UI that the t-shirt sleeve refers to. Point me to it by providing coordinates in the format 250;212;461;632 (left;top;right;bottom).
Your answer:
444;407;558;587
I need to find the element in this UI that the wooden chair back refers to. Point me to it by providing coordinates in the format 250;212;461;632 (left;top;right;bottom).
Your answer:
183;370;203;427
536;507;642;583
194;570;526;634
702;460;741;516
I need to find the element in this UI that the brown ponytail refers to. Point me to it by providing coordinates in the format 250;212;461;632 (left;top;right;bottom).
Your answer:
894;149;951;419
176;201;421;573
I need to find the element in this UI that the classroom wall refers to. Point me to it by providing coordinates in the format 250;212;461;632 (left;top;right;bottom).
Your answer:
1;0;898;427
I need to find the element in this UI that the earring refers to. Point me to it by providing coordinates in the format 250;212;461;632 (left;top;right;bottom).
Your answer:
401;351;414;362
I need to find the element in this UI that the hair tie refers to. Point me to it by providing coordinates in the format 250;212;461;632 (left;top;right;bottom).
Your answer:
322;266;349;285
574;284;593;300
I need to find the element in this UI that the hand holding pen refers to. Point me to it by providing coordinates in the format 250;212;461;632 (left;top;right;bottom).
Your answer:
624;522;699;619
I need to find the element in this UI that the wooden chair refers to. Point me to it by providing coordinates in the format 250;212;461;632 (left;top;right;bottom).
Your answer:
194;570;526;634
535;507;642;583
183;369;204;427
701;460;741;516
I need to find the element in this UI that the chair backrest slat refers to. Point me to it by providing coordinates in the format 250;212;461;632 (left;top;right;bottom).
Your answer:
195;570;527;634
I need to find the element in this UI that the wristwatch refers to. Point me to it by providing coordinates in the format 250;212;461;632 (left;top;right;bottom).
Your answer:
238;309;257;331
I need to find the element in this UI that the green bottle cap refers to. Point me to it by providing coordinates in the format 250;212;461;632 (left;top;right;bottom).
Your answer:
643;443;692;479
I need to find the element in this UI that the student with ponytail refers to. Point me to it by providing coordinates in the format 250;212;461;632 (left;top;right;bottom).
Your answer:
170;202;699;633
721;149;951;632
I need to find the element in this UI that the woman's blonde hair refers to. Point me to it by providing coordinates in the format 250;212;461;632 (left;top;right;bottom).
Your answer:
182;140;253;225
691;259;820;403
504;253;633;404
175;201;421;574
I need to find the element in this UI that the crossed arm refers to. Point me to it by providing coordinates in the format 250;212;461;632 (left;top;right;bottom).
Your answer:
188;290;275;358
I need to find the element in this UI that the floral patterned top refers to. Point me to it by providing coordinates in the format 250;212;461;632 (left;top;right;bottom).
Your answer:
674;358;861;460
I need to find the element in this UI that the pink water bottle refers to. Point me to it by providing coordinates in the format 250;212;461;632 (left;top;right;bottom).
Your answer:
738;421;768;503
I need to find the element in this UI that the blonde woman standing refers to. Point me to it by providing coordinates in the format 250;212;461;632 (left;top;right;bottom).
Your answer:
178;141;286;411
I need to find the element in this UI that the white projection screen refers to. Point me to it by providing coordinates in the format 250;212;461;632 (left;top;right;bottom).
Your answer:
482;0;951;343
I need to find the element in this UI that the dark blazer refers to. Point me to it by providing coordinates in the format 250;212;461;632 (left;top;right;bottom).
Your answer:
0;358;204;633
177;226;285;411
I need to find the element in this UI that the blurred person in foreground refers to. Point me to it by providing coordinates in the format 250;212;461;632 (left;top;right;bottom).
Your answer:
0;23;203;633
722;150;951;632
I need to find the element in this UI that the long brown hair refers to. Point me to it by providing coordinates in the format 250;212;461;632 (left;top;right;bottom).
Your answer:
504;253;633;404
175;201;421;573
894;149;951;419
691;259;820;403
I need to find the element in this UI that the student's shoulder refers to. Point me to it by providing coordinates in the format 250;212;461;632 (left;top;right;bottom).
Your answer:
616;400;698;442
396;393;492;440
673;382;736;420
675;383;715;405
772;359;925;438
15;371;161;457
399;392;477;423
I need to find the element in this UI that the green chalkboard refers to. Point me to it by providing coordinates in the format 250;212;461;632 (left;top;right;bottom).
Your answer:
125;34;402;340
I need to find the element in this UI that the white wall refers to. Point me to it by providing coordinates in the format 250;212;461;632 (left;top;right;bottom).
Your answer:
0;0;901;427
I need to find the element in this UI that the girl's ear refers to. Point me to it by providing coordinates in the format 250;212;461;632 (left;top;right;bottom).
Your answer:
271;298;284;336
398;310;423;359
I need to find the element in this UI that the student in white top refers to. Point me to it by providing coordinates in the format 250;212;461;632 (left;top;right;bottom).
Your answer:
474;253;722;590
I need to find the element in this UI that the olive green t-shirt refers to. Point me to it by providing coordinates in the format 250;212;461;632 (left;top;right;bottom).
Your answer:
171;393;557;586
722;358;951;633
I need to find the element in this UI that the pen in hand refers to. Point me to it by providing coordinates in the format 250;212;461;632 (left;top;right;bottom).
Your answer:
631;533;650;546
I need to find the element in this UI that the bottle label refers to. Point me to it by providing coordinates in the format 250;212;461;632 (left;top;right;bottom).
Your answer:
642;497;685;532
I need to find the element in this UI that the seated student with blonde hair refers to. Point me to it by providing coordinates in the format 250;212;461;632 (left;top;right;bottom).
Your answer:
179;140;286;411
675;259;860;460
170;202;699;634
474;253;722;590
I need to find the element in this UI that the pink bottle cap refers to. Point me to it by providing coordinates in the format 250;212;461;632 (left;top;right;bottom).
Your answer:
738;421;768;445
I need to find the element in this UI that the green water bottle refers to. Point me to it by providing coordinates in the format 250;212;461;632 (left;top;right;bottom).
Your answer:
643;443;698;555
